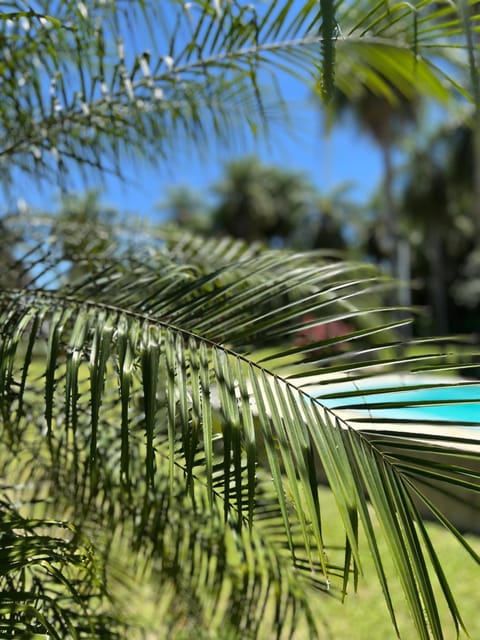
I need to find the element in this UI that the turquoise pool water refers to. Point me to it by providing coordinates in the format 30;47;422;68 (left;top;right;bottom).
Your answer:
314;382;480;424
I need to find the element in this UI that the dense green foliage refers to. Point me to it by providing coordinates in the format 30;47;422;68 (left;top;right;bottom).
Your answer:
1;218;479;639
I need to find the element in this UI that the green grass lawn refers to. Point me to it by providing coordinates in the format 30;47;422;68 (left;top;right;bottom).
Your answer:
311;487;480;640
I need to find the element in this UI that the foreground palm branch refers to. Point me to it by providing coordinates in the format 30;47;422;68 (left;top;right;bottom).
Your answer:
0;224;480;639
1;0;479;183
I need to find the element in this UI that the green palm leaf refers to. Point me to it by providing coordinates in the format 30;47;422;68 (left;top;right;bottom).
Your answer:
1;227;479;638
1;0;478;183
0;498;124;639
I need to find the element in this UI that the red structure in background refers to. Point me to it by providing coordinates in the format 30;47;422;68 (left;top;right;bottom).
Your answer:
294;314;352;350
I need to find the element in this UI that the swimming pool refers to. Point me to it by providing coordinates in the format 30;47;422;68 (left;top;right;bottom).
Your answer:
312;377;480;425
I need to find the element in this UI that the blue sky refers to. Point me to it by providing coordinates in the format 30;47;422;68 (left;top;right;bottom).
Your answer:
9;85;382;220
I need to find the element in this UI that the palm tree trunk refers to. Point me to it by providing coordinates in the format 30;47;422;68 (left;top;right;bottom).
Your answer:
381;139;401;285
380;138;397;274
428;226;449;334
381;138;412;336
472;114;480;232
467;1;480;232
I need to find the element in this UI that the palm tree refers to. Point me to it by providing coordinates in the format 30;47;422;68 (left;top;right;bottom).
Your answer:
402;149;450;334
211;157;312;245
333;89;416;268
2;2;480;638
291;184;363;253
401;122;480;335
157;185;208;230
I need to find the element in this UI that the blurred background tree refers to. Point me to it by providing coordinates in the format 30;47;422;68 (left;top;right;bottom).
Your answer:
210;157;312;246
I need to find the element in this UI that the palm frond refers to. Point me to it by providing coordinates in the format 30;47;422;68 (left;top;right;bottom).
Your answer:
1;0;479;184
1;227;479;638
0;497;124;639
